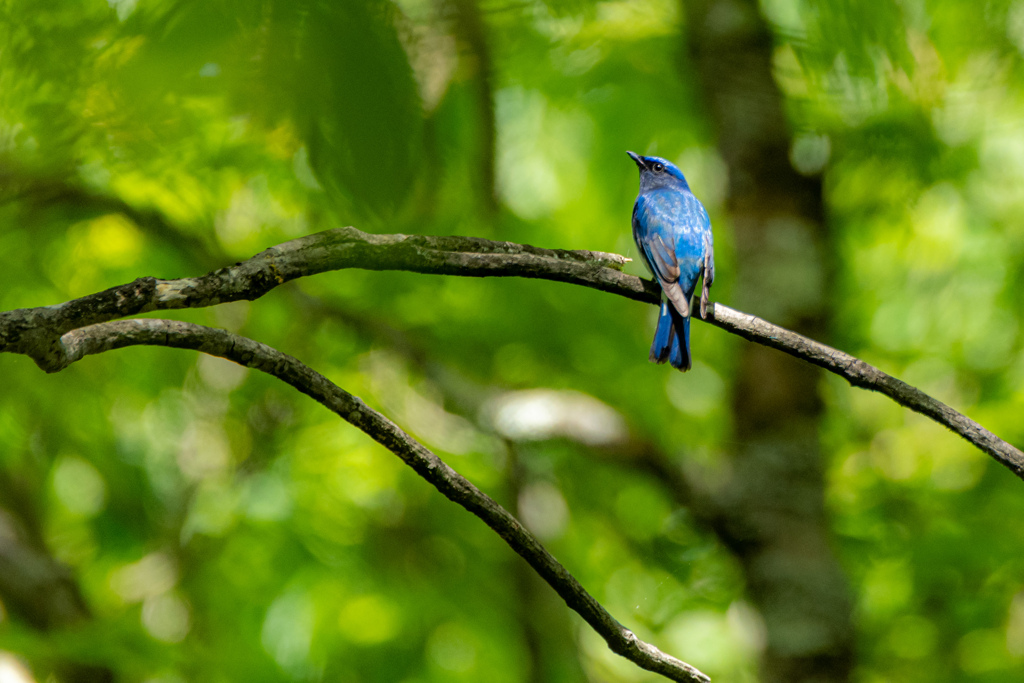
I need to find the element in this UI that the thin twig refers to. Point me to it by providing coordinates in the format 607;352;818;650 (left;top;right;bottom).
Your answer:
54;318;710;683
1;226;1020;477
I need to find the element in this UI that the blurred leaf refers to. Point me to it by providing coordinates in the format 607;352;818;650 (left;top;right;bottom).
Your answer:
245;0;424;215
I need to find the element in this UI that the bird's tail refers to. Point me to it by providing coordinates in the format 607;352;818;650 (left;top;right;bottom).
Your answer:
649;301;691;371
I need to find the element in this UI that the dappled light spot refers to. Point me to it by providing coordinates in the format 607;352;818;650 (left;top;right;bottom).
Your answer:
109;552;178;604
1007;592;1024;657
198;354;249;393
860;559;913;620
182;480;238;539
496;87;593;219
0;654;34;683
291;146;322;191
363;350;488;457
664;361;724;417
593;0;679;39
108;0;136;22
726;601;767;654
398;4;457;112
216;179;293;251
142;592;191;643
338;594;401;645
910;183;965;270
242;472;292;522
52;455;106;517
517;481;569;541
790;133;831;175
486;388;627;446
176;421;232;482
262;591;315;675
211;300;251;333
674;147;729;208
82;213;143;266
664;609;757;675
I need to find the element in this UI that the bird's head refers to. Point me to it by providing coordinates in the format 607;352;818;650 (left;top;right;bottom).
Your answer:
626;151;691;193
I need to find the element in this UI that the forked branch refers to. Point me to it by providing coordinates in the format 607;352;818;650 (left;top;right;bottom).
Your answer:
1;226;1019;478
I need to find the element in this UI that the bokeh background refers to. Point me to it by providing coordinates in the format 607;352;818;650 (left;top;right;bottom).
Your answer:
1;0;1024;681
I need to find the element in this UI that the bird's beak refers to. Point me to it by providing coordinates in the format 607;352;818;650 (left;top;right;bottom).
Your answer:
626;150;645;169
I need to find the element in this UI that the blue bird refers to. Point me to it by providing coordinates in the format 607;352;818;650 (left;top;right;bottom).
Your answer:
627;151;714;372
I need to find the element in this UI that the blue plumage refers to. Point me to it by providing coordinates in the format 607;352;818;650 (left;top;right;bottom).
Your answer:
627;151;714;371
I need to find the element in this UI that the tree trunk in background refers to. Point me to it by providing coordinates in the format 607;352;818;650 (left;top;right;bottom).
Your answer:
0;493;114;683
682;1;854;680
451;0;499;215
508;444;589;683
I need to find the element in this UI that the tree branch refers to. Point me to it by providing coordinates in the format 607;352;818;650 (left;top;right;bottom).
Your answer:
51;318;709;683
1;226;1019;477
706;306;1024;477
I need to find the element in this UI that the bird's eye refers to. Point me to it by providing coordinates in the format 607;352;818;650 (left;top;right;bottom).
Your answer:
652;163;664;173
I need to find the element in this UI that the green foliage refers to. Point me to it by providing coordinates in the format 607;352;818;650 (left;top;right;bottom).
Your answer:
0;0;1023;682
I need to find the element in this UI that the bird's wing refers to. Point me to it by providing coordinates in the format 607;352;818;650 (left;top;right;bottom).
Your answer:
700;242;714;319
631;200;656;277
634;195;678;283
634;194;691;318
649;233;690;318
696;203;714;318
702;230;714;286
